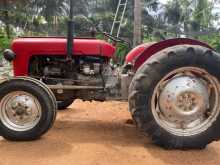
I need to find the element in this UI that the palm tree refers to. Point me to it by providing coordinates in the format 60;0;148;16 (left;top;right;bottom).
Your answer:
192;0;213;30
164;0;182;37
30;0;68;34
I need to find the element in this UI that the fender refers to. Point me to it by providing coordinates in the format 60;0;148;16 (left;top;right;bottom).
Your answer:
125;38;213;71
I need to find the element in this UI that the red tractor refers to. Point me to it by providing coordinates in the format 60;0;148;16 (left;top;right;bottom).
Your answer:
2;2;220;150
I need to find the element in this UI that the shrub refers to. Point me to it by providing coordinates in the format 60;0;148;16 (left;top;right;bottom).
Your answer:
0;36;11;59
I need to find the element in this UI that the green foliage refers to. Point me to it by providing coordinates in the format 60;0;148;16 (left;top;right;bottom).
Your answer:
95;33;130;65
0;36;11;58
198;34;220;52
193;0;213;29
74;15;93;35
0;23;11;58
115;43;130;65
165;0;182;26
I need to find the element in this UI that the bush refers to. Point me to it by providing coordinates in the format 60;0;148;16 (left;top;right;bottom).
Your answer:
115;42;130;65
198;34;220;52
0;36;11;59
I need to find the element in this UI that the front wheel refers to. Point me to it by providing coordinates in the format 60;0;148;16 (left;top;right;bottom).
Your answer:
129;45;220;149
0;78;56;141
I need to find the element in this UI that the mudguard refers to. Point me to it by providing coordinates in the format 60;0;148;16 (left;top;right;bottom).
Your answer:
125;38;213;71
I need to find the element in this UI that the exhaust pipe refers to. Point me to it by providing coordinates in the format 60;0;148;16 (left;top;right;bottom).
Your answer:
66;0;74;61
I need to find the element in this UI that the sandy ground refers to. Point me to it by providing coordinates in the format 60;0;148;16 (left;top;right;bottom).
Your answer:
0;100;220;165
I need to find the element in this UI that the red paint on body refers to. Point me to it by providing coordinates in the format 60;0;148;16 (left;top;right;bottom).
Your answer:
11;37;212;76
125;38;212;71
11;37;116;76
125;42;155;63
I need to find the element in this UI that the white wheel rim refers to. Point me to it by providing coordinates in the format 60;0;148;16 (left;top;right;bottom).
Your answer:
151;67;220;136
0;91;42;131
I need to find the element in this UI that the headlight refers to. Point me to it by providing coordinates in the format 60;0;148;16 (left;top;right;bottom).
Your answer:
3;49;16;62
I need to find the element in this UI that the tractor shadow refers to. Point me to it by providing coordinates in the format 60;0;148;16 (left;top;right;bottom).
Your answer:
53;116;219;165
54;118;146;147
0;136;72;159
55;106;220;165
146;142;220;165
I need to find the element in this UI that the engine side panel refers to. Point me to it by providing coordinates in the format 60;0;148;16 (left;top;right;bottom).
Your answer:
125;38;213;71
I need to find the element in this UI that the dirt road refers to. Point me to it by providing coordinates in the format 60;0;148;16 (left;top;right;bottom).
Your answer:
0;100;220;165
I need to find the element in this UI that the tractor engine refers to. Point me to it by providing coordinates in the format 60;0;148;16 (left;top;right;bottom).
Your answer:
30;56;105;84
29;55;122;101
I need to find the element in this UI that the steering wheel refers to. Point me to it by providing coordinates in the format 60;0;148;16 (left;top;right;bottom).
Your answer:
102;32;122;42
102;32;130;45
89;21;131;46
95;27;129;45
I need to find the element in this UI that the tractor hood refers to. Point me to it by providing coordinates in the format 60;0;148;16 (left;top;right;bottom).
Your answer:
11;37;116;58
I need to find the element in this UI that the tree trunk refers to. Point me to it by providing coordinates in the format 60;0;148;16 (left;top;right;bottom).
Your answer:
133;0;142;47
3;0;10;39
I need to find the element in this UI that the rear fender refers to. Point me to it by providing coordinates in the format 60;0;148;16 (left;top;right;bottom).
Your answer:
125;38;213;71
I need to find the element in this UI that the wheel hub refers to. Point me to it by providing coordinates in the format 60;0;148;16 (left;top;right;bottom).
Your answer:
159;76;209;126
10;95;36;124
176;92;197;112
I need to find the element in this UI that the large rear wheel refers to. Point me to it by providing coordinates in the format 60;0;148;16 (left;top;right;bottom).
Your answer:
129;45;220;149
